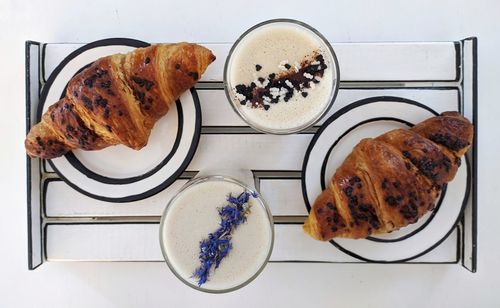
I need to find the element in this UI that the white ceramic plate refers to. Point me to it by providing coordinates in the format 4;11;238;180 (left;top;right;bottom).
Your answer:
40;38;201;202
302;97;470;262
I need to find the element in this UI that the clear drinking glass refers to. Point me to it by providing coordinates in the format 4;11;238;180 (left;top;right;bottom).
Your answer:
159;174;274;293
224;18;340;134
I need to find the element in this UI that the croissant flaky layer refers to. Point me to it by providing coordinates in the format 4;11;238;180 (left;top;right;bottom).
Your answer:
303;112;473;240
25;43;215;159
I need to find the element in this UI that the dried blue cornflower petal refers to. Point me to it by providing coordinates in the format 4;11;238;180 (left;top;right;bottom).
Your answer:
192;191;256;287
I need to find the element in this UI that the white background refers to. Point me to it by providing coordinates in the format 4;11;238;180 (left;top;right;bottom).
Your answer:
1;0;499;307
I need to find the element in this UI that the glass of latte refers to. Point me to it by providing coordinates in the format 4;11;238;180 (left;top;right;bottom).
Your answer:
159;173;274;293
224;19;340;134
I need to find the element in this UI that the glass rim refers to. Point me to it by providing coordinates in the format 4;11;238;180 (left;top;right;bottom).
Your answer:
159;175;275;294
223;18;341;135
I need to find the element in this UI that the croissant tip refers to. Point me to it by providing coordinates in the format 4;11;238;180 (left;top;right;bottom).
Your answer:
303;212;324;241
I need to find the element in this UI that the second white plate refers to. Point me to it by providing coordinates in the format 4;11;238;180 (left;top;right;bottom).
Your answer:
301;96;469;262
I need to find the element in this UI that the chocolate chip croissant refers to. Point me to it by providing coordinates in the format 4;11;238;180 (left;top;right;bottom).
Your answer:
25;43;215;159
303;112;473;240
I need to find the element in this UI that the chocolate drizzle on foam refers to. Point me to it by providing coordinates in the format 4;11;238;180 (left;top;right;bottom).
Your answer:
234;53;328;110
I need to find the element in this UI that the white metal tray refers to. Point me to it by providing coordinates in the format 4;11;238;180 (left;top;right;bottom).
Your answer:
26;38;477;271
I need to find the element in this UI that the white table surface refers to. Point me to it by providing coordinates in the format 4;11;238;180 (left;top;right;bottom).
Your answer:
1;0;499;307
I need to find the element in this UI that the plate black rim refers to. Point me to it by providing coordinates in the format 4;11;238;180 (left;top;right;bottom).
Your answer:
39;38;202;203
301;96;471;262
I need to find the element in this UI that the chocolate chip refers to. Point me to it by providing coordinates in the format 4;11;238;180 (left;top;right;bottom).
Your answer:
132;77;154;91
95;95;108;108
385;196;399;207
301;92;308;98
382;178;389;189
95;69;107;77
81;96;93;111
349;176;362;185
255;64;262;71
400;203;418;220
343;186;353;197
145;57;150;64
133;90;145;104
187;71;199;80
84;78;94;88
100;80;111;89
429;133;469;152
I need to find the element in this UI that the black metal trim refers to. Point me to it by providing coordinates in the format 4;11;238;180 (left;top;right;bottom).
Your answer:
471;37;478;273
201;126;263;134
26;41;36;270
25;40;45;270
42;222;460;264
200;87;461;135
338;41;461;84
464;37;478;272
454;41;462;82
41;43;47;84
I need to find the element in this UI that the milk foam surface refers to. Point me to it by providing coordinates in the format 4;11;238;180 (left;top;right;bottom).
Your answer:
162;180;272;290
228;22;335;131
